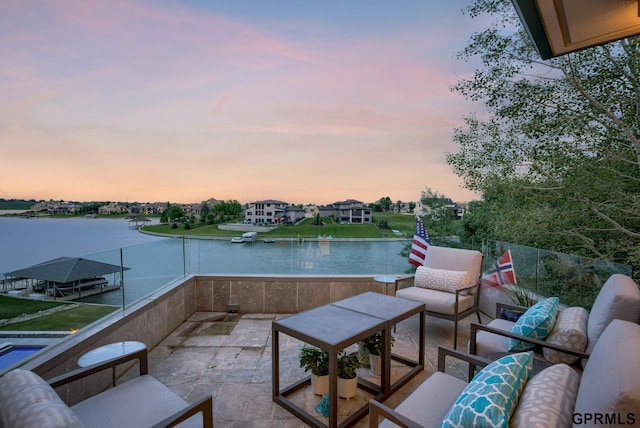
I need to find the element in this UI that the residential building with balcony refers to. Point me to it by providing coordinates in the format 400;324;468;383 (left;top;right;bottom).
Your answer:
243;199;290;225
30;201;81;215
98;202;128;215
318;199;373;224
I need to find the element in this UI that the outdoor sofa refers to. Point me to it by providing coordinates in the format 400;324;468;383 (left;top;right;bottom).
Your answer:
0;346;213;428
370;318;640;427
468;273;640;374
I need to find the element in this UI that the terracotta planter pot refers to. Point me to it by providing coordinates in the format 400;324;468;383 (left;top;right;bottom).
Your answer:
338;376;358;399
369;354;381;377
311;374;329;396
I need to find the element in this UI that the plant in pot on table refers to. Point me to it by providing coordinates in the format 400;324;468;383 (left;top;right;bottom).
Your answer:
337;350;362;399
299;345;330;395
360;332;395;377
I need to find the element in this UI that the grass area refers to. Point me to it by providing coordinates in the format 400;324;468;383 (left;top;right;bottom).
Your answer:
0;295;69;319
142;213;417;239
0;295;119;331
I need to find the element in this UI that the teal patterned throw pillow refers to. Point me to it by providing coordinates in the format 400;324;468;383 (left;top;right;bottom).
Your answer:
440;352;533;428
509;297;559;351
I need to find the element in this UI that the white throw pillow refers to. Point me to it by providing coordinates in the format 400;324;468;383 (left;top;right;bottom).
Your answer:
414;266;471;294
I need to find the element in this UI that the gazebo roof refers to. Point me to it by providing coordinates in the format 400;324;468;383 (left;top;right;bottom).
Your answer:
4;257;129;283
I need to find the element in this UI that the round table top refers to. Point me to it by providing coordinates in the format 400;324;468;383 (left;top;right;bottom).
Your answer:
78;341;146;367
373;275;398;284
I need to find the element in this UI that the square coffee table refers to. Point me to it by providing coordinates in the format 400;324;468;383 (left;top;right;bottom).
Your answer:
331;291;425;397
272;304;386;428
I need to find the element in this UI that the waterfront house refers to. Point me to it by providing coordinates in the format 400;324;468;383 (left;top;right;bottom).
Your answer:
243;199;290;225
318;199;373;224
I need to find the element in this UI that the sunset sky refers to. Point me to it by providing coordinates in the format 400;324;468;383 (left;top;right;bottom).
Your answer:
1;0;490;205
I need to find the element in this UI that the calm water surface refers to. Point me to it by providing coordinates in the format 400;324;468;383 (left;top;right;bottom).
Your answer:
0;217;410;306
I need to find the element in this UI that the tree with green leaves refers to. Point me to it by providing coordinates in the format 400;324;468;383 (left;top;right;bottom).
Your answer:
200;202;210;224
418;188;462;241
378;196;392;212
167;205;184;222
447;0;640;273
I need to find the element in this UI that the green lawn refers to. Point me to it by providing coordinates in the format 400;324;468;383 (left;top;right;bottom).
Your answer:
0;295;119;331
0;295;69;319
143;213;417;239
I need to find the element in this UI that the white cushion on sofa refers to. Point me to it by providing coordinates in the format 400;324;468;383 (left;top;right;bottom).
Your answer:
414;266;471;294
543;306;588;364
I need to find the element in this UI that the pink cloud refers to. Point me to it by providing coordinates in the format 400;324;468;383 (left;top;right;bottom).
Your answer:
0;0;482;205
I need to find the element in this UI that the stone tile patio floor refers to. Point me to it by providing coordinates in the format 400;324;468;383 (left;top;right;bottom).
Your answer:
148;310;492;427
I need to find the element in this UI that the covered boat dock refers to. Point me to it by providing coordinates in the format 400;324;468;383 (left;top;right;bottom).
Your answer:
2;257;129;301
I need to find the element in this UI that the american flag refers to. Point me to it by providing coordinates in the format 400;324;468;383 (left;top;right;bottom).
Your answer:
482;249;517;287
408;217;431;267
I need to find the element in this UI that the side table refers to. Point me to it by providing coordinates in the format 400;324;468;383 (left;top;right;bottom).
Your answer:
78;341;146;386
373;275;398;296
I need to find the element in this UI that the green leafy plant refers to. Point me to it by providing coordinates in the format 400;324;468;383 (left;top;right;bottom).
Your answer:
504;283;536;308
359;332;395;356
337;350;361;379
299;345;329;377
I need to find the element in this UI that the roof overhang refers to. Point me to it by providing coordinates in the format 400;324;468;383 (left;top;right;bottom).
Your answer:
512;0;640;59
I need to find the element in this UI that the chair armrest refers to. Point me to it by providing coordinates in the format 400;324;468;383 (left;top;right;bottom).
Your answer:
369;347;492;427
47;348;148;389
369;399;422;428
394;275;415;291
436;345;491;376
151;396;214;428
455;280;480;294
495;302;528;319
468;323;590;359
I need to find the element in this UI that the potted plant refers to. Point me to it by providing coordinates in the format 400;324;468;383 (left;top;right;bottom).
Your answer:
337;350;361;399
299;345;330;395
360;332;395;377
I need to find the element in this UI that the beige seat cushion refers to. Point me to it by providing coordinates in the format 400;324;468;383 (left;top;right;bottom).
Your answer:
71;375;201;428
422;246;483;281
396;286;475;316
585;274;640;355
379;372;467;428
471;318;514;355
574;320;640;423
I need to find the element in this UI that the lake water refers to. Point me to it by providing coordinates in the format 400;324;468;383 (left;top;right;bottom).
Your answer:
0;217;410;306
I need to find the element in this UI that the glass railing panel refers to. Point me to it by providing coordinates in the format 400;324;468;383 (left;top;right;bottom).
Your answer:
77;238;184;308
484;240;632;310
74;237;412;309
190;238;410;275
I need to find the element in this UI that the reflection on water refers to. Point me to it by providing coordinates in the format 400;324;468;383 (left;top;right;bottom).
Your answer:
79;238;410;306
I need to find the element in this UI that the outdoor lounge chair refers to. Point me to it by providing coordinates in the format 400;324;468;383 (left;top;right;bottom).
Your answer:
395;245;484;349
0;346;213;428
